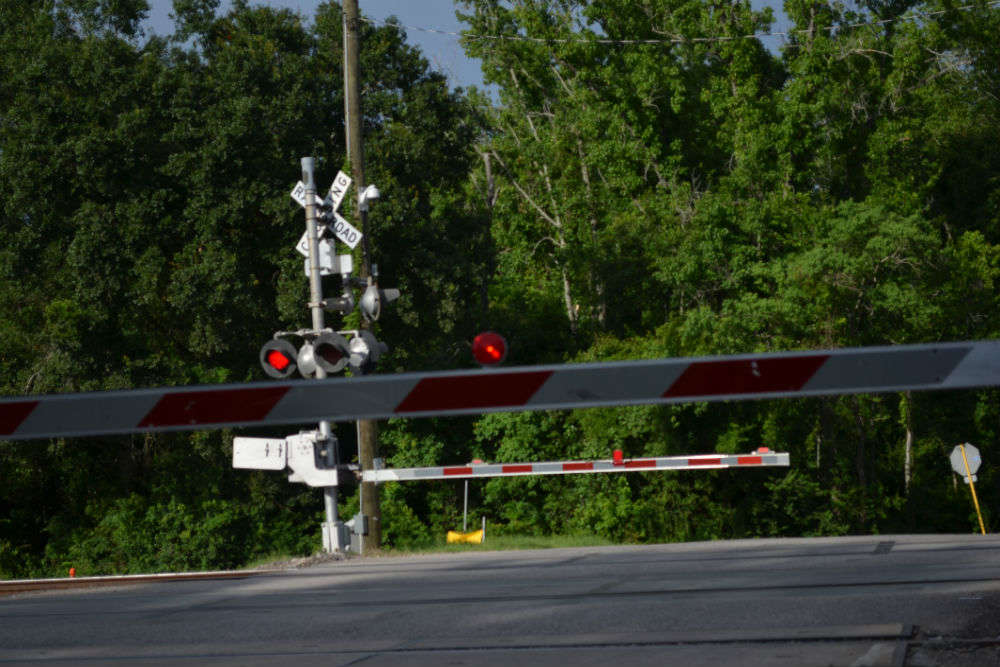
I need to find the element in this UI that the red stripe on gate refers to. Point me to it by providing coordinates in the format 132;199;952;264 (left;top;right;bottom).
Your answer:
624;459;655;469
502;465;533;474
137;387;290;428
563;462;593;472
663;355;829;398
688;458;722;466
444;467;473;476
395;371;553;413
0;401;38;435
737;456;763;465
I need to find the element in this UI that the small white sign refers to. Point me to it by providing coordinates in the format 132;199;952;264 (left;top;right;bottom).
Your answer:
286;432;340;487
326;171;352;211
290;181;324;208
337;253;353;275
950;443;982;480
331;211;362;249
303;244;352;277
233;437;287;470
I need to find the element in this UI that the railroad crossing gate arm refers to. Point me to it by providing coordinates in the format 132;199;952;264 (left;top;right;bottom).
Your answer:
363;451;790;483
2;340;998;441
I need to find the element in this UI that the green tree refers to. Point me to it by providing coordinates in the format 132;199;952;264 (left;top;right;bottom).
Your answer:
0;0;491;575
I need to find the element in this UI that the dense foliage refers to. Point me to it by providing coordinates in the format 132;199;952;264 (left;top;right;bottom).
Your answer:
2;0;998;577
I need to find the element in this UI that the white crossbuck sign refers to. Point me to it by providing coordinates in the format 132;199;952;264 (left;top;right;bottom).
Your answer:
291;171;363;250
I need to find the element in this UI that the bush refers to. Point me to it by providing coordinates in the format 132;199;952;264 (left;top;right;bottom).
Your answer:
61;495;254;575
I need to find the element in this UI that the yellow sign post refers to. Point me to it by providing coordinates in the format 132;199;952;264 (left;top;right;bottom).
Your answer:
951;443;987;535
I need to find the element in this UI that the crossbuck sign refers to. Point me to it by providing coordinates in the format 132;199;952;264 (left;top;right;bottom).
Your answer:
291;170;362;250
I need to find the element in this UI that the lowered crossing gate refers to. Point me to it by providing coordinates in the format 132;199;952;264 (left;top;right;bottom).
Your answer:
361;448;788;483
2;340;1000;441
233;437;786;486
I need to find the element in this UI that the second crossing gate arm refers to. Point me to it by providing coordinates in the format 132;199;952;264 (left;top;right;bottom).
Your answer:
361;451;791;483
2;340;1000;441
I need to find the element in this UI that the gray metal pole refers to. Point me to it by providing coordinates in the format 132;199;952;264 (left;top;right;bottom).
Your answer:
302;157;342;552
302;158;325;335
463;479;469;532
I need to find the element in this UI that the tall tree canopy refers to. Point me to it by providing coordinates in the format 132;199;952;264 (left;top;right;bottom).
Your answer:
0;0;488;576
2;0;1000;577
454;0;1000;541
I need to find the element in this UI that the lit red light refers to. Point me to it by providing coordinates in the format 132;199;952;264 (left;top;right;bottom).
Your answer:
472;332;507;365
259;339;299;379
266;350;292;371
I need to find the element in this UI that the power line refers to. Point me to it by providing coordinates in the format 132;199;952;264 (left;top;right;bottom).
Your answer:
360;0;999;47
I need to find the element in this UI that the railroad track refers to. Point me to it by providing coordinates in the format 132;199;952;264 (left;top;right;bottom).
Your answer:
0;569;282;596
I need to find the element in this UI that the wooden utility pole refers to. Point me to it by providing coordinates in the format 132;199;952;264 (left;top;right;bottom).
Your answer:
343;0;381;553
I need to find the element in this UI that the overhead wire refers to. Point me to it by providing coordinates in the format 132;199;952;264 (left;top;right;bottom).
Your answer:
359;0;1000;47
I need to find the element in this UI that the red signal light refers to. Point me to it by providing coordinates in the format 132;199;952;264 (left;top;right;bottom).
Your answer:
260;339;299;379
266;349;292;371
472;332;508;366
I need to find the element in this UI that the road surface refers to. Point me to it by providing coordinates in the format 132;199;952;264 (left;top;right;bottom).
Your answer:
2;534;999;665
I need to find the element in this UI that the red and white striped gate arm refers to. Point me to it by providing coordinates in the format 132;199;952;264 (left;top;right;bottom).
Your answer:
362;450;790;483
2;340;999;441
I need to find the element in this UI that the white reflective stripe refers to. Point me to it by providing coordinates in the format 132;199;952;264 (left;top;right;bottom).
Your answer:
361;453;790;482
14;391;163;439
266;377;421;423
528;363;687;406
802;347;971;392
940;342;1000;389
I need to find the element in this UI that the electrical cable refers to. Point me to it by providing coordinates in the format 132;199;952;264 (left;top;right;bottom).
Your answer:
359;0;1000;47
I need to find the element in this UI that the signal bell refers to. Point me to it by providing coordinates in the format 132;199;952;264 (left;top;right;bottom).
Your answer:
297;331;350;377
260;339;299;379
359;283;400;322
348;330;388;375
472;332;507;366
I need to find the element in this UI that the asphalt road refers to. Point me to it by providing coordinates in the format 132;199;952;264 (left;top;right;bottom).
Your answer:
2;534;1000;666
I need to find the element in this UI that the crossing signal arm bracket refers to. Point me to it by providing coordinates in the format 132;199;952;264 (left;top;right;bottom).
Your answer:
233;432;359;487
260;328;386;378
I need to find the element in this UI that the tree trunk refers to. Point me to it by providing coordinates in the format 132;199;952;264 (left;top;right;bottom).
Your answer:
902;392;914;495
577;138;606;328
853;396;867;489
477;149;497;326
562;267;578;335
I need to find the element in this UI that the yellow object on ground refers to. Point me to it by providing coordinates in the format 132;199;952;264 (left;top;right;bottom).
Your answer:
447;530;484;544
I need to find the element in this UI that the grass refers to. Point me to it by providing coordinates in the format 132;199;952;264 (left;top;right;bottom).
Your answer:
385;533;616;555
242;534;617;568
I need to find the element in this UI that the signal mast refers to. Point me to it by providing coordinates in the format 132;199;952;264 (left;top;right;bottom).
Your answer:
251;158;397;554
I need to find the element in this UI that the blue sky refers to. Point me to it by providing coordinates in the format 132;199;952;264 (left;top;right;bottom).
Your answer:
144;1;791;92
144;1;488;90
